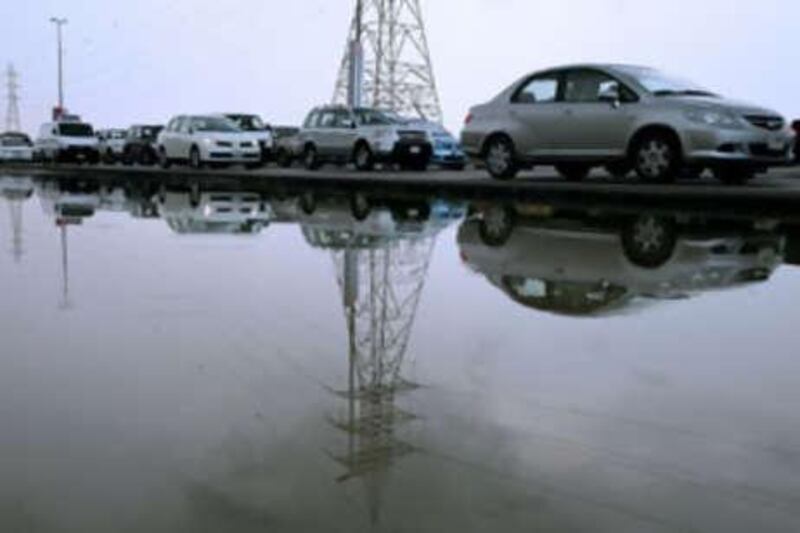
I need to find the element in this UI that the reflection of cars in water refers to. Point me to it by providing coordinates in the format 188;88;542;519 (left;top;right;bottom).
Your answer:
0;175;34;200
462;64;795;184
270;191;464;249
155;190;272;234
36;179;101;222
458;205;784;316
0;132;35;162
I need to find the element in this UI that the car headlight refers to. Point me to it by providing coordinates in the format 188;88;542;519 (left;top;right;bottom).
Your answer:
202;138;213;146
685;108;743;130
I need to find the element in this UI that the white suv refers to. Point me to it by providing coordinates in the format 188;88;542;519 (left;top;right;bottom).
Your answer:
35;121;100;164
96;129;127;164
156;115;262;169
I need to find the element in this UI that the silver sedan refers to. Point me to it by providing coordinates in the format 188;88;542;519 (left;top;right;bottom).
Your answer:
461;64;796;184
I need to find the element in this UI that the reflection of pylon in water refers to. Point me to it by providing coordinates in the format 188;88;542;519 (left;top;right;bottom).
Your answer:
5;195;24;263
57;221;72;310
328;234;436;525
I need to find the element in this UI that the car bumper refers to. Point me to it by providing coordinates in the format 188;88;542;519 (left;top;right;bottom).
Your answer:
377;141;432;163
202;148;262;163
0;149;34;161
432;149;467;166
682;127;796;167
60;146;100;160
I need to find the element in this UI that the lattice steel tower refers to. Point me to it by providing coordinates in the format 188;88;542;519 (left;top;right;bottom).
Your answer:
5;64;21;132
333;0;443;123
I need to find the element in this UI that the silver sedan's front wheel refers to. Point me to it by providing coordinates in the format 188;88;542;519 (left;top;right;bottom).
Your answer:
484;136;519;180
634;134;679;182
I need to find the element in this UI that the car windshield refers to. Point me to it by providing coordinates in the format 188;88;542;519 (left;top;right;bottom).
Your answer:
109;130;126;139
193;117;240;132
619;66;718;97
58;123;95;137
141;126;163;138
354;109;396;126
1;135;32;147
228;115;266;131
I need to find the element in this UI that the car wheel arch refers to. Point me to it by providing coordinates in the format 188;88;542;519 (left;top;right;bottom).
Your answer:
627;124;684;160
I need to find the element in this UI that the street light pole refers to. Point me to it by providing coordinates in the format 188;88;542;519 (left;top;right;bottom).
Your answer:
49;17;68;112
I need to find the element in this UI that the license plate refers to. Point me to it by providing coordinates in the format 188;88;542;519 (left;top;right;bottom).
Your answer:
768;137;785;151
410;146;421;154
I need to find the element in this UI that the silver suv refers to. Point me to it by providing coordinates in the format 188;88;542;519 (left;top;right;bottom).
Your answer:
462;64;795;184
297;106;432;171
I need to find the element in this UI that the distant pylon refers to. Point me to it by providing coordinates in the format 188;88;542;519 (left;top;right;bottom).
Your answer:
5;64;21;132
333;0;443;123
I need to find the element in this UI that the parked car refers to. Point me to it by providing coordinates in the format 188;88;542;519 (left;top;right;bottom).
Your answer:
297;106;432;171
121;124;163;166
218;113;274;164
409;120;466;170
793;120;800;163
273;126;301;168
156;115;262;169
462;64;796;184
0;132;35;162
35;120;100;164
96;129;127;163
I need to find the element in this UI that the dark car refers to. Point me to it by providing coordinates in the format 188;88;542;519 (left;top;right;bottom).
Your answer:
793;120;800;163
122;125;164;166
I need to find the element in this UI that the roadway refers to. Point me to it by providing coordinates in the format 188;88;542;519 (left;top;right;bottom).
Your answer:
3;162;800;219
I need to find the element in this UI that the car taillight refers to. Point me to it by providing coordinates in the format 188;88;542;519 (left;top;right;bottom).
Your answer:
464;112;473;125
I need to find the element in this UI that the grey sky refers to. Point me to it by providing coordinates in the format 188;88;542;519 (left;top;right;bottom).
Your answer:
2;0;799;135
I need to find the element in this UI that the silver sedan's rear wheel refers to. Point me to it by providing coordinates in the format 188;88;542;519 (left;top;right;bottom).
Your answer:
622;215;677;268
634;133;679;182
484;136;519;180
478;205;516;247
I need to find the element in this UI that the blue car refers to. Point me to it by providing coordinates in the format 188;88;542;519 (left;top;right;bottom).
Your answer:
429;126;467;170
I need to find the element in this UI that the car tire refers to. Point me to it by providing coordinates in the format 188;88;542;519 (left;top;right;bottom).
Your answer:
555;163;591;182
353;143;375;171
103;149;115;165
633;132;680;183
621;215;677;268
140;148;155;166
303;145;321;171
484;135;520;180
350;193;371;221
713;167;755;186
299;191;316;215
189;146;204;170
478;205;516;247
158;148;172;169
605;161;632;179
276;149;293;168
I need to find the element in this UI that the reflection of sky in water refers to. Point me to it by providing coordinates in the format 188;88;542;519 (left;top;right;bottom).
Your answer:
1;176;800;532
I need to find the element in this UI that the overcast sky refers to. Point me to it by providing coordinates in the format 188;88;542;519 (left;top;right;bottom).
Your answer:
2;0;799;135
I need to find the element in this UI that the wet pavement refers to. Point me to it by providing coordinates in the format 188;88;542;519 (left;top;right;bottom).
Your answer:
2;173;800;532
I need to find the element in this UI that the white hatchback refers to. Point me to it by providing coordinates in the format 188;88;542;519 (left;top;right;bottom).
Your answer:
156;115;262;169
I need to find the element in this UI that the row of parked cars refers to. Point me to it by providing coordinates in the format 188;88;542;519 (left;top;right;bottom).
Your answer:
2;64;799;183
2;108;468;172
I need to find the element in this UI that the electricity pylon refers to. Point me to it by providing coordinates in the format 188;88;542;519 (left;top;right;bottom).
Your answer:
5;64;21;132
333;0;443;123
